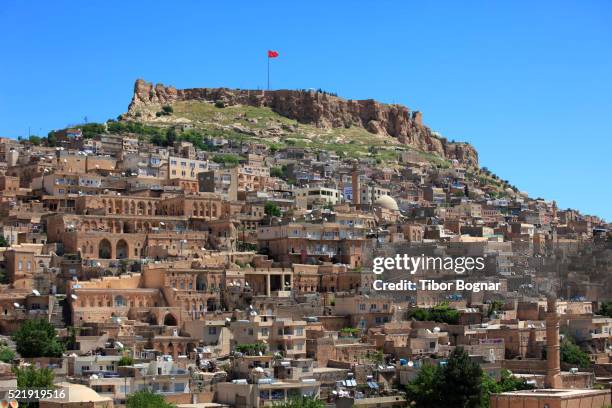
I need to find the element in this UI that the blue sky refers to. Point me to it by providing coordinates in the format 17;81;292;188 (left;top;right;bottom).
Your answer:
1;1;610;220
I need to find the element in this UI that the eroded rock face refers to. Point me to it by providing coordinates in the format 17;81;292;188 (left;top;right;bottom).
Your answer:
127;79;478;166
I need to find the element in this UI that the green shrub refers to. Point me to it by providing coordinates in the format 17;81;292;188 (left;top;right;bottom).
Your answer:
235;343;267;356
407;304;460;325
0;346;15;362
212;154;240;167
118;355;134;366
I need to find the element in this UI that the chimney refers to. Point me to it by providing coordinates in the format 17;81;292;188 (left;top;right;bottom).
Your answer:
545;295;562;388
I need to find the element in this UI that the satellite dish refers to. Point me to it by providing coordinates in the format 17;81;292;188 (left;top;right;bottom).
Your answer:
13;303;20;308
32;289;40;296
71;294;78;300
407;361;414;367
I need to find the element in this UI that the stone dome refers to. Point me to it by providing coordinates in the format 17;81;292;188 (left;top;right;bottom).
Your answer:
374;195;399;211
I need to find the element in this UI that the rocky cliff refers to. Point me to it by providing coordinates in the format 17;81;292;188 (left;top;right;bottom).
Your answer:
127;79;478;166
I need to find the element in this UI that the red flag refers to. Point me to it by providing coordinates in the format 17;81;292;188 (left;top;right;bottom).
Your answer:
268;50;279;58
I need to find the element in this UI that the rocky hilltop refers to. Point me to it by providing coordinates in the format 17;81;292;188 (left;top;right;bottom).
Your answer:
127;79;478;166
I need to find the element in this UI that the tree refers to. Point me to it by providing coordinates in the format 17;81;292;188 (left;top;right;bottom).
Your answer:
405;347;482;408
270;166;284;178
46;131;57;147
67;122;106;139
166;127;177;146
14;365;54;389
212;154;240;167
28;135;42;146
481;370;534;407
405;363;442;407
272;396;324;408
0;236;8;247
440;347;483;408
560;338;590;369
118;355;134;366
269;143;281;154
14;365;55;408
13;319;65;358
126;390;175;408
264;202;281;217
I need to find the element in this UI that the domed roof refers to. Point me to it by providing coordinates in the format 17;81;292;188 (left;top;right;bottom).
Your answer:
374;195;399;211
41;382;112;404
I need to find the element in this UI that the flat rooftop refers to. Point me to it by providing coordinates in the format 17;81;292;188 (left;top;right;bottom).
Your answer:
497;388;609;398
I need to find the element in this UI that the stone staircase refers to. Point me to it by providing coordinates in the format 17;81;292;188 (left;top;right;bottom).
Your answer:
49;296;66;328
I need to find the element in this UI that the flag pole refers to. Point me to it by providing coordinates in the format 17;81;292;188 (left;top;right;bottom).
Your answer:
267;55;270;91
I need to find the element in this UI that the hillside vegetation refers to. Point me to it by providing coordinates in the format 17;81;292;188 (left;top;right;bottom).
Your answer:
129;100;450;166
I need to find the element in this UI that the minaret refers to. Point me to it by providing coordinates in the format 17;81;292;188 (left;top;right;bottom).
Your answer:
351;163;360;208
545;295;562;389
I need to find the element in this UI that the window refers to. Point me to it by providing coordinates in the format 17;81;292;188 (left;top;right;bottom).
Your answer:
359;304;366;311
208;327;217;335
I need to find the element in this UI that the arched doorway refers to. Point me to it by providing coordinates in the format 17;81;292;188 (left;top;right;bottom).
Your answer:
99;239;112;259
163;313;178;326
116;239;129;259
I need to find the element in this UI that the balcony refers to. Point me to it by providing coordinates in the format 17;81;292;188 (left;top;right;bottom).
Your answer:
589;331;610;339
